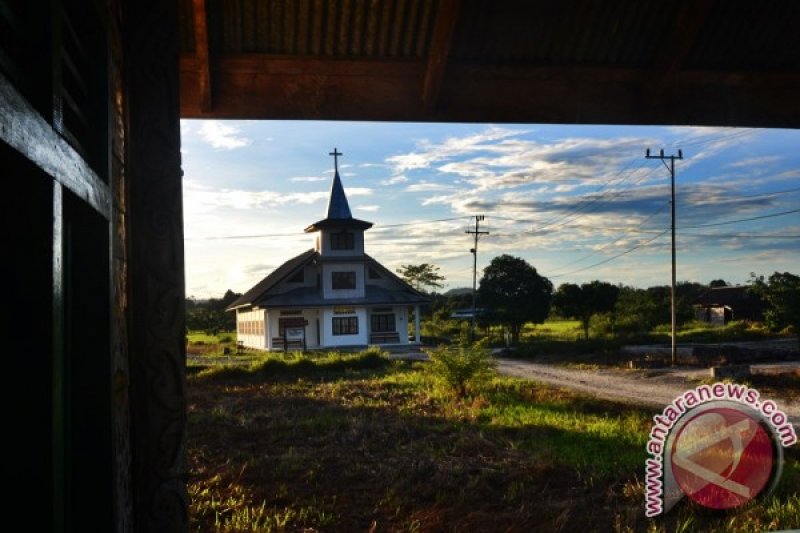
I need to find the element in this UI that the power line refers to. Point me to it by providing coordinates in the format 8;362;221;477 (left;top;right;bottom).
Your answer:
186;215;470;240
481;129;755;229
371;216;469;229
681;208;800;229
548;229;669;279
680;232;800;239
544;201;671;274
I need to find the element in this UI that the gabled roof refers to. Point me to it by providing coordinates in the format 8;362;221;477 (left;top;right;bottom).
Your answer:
304;171;373;232
693;286;762;307
227;250;430;311
254;284;428;308
363;253;429;300
225;249;318;311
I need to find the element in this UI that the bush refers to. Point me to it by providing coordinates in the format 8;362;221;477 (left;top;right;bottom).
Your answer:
589;312;615;338
426;338;496;398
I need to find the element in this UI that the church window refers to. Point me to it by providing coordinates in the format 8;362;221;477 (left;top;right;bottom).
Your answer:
332;317;358;335
330;231;354;250
370;313;395;333
332;271;356;290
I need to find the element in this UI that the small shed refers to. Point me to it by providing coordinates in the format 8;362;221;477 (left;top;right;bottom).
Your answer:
693;286;764;325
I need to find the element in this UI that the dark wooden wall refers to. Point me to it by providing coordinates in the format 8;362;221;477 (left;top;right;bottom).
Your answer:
1;0;187;530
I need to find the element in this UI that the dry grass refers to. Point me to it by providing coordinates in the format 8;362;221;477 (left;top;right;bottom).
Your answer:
188;356;799;532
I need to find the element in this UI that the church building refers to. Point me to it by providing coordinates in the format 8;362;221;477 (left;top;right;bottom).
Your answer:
227;150;429;351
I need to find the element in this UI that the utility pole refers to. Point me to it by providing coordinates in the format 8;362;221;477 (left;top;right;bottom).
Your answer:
645;148;683;366
466;215;489;341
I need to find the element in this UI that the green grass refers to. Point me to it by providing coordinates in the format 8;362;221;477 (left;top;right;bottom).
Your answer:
187;330;237;345
523;319;583;340
194;347;393;382
188;355;799;532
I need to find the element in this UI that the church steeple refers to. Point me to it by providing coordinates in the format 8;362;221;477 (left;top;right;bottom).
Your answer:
325;162;352;219
304;148;373;233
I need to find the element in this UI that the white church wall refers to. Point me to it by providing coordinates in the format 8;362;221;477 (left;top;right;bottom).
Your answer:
320;307;368;347
265;308;322;350
318;228;365;257
236;308;267;350
322;262;365;299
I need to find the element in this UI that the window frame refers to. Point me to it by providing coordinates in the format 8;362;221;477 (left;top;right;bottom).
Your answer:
332;316;359;336
331;271;356;290
330;231;354;250
370;313;395;333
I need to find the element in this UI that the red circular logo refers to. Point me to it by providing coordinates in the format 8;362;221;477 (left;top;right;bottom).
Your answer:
671;407;774;509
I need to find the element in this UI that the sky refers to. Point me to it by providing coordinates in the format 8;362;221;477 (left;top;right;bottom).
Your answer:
180;120;800;299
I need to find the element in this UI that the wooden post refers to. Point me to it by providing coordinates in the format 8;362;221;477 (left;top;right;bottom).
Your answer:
123;0;188;530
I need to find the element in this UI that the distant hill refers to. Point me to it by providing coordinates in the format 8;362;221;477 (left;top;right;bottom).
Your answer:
444;287;472;296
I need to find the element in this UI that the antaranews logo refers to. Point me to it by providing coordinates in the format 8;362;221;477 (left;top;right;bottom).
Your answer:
645;382;797;517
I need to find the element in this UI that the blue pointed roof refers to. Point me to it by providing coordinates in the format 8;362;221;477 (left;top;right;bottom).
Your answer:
326;171;352;219
304;169;373;233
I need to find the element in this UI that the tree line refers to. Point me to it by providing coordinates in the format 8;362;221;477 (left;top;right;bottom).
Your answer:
397;258;799;345
186;289;241;334
187;261;798;345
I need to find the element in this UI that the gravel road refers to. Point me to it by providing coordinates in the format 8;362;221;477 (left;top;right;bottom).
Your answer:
497;358;800;427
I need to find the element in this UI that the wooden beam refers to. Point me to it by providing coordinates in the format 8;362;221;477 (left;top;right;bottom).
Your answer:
179;55;800;127
192;0;212;112
422;0;461;114
0;71;111;219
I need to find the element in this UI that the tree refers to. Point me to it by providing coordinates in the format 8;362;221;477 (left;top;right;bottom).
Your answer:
553;281;620;339
396;263;445;292
750;272;800;347
477;255;553;344
709;279;728;288
615;286;664;334
185;289;242;334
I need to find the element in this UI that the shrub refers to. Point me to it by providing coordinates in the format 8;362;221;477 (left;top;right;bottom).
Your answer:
426;338;496;398
589;312;615;338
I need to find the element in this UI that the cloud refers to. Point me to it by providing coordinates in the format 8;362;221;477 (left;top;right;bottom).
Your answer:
404;182;457;193
355;205;380;212
385;126;526;173
184;180;327;212
380;175;409;186
344;187;373;196
727;156;782;168
290;176;328;182
198;121;251;150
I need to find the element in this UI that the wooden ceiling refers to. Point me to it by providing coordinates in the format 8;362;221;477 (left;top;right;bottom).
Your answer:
179;0;800;127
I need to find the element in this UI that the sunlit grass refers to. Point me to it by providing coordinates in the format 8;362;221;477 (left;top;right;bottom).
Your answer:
188;357;799;531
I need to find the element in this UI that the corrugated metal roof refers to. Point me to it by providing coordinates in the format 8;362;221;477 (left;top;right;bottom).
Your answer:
179;0;800;126
183;0;438;57
182;0;800;69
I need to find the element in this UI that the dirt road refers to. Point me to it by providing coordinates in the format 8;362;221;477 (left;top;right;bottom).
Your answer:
497;358;800;427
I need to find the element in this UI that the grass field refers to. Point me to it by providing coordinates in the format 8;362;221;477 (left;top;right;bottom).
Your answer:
188;352;799;532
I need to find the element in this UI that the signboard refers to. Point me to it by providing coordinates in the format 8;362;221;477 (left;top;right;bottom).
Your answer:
280;317;308;328
285;327;304;340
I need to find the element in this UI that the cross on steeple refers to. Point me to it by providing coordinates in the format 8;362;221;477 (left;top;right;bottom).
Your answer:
329;147;343;172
